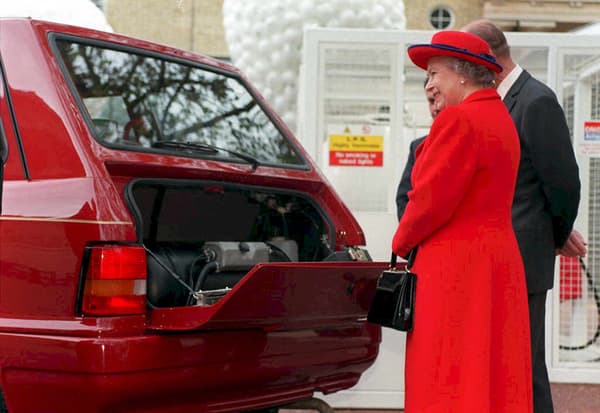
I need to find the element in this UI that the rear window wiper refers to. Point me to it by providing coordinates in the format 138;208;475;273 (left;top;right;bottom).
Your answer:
152;140;260;171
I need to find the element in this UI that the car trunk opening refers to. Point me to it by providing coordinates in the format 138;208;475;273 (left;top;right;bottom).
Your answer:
125;178;381;330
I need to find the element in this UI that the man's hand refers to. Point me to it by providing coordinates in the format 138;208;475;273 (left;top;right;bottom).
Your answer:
557;229;587;257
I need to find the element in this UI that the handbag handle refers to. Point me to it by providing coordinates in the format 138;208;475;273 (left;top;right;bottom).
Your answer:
390;247;418;270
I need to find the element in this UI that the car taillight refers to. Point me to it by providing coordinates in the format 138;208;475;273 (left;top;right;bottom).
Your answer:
81;245;147;316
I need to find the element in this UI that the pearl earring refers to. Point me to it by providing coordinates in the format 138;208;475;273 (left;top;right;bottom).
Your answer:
460;80;465;85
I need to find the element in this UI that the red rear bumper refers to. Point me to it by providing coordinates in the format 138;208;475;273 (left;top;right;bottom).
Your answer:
0;325;380;412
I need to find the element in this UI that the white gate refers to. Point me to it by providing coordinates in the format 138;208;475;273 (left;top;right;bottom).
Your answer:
299;28;600;409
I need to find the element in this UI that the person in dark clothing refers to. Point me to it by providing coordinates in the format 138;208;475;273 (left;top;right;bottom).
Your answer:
462;20;586;413
396;84;439;220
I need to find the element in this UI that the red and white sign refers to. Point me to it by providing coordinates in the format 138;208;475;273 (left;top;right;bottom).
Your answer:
578;121;600;156
328;129;383;167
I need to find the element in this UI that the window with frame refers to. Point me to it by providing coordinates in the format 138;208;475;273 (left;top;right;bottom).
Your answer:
429;7;453;30
53;38;305;167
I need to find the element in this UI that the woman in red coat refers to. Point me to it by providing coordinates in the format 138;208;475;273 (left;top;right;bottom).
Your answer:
393;31;533;412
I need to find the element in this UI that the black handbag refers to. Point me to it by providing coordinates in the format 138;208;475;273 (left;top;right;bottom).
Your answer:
367;249;417;332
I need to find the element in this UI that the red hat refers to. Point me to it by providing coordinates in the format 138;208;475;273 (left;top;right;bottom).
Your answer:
408;31;502;73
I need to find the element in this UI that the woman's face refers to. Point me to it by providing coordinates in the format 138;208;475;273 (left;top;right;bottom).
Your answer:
425;56;465;112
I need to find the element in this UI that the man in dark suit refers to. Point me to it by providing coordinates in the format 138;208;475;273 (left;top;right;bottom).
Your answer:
396;85;439;220
462;20;586;413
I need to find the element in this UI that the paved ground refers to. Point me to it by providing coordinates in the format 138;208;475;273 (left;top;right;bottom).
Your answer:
327;383;600;413
551;383;600;413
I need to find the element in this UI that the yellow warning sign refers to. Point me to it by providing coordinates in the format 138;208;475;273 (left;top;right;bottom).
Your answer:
329;135;383;152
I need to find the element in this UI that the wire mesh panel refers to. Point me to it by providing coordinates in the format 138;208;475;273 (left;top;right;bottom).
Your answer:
558;54;600;364
588;155;600;289
323;48;393;97
558;255;600;359
593;82;600;120
563;87;575;140
319;45;395;212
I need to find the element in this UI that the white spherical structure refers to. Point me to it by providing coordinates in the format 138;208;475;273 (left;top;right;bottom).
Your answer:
223;0;405;133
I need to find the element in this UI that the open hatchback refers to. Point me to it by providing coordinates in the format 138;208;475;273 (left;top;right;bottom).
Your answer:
0;19;385;412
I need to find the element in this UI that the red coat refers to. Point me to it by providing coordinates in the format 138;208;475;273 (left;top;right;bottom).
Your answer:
392;88;533;412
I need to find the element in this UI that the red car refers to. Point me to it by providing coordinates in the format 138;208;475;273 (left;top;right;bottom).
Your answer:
0;18;384;412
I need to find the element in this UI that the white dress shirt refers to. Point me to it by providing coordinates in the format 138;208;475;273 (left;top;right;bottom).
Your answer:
497;64;523;100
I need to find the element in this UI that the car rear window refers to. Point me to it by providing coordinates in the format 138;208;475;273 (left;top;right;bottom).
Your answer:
54;38;305;167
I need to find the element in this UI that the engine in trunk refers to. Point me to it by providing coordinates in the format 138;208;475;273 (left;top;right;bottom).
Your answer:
126;179;345;308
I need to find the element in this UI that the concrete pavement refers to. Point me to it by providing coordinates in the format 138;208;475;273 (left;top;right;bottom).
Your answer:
329;383;600;413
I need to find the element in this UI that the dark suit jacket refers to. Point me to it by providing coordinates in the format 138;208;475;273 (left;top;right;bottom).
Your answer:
505;70;580;293
396;135;426;220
